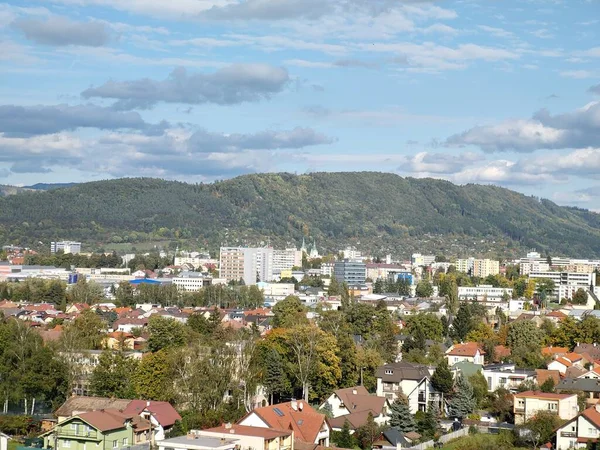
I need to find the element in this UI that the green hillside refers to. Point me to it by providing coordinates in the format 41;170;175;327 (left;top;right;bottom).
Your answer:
1;172;599;258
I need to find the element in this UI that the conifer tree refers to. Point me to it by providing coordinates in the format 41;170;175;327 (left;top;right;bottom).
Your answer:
448;374;476;419
389;398;416;433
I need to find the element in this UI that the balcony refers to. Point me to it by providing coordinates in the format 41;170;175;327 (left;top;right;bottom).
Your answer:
57;429;99;440
560;432;577;438
418;393;426;403
514;407;525;413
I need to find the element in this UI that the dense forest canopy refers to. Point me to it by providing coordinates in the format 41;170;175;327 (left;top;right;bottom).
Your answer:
1;172;600;258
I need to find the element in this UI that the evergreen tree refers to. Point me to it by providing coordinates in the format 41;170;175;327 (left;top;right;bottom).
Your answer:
448;374;476;419
430;359;454;395
419;402;440;439
355;412;380;450
373;279;384;294
336;420;355;449
450;303;473;342
540;377;555;393
389;398;416;433
263;349;291;403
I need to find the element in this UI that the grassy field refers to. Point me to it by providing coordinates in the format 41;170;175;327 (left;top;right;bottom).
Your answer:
439;433;528;450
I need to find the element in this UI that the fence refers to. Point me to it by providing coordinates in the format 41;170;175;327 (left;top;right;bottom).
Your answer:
405;427;469;450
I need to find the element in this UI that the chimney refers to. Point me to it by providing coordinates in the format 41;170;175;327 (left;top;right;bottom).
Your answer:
595;403;600;414
298;401;303;412
146;401;150;407
225;423;232;429
291;399;298;411
352;389;357;395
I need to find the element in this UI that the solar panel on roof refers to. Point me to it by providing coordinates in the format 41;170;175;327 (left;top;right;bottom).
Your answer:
273;408;284;417
297;420;303;425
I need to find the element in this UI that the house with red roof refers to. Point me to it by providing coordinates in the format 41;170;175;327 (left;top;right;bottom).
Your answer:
445;342;485;366
556;404;600;449
513;391;578;425
238;401;330;446
319;386;389;429
124;400;182;440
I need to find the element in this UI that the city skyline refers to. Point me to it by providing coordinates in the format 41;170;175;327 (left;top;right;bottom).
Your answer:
1;0;599;208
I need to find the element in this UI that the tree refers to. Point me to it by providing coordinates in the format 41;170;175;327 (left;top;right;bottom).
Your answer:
405;313;443;342
506;320;543;351
147;316;187;352
489;387;514;423
68;278;105;304
61;309;106;350
261;348;291;404
354;412;380;450
415;281;433;298
133;350;175;401
389;398;416;433
535;278;556;307
335;420;356;449
431;359;454;395
450;303;474;343
539;377;555;393
465;322;495;345
448;374;476;419
419;402;440;440
572;288;588;305
373;279;384;294
89;350;138;398
523;411;562;449
468;372;489;408
272;295;308;328
444;278;459;316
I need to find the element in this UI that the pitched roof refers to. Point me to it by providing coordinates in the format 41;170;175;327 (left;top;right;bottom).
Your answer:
76;409;132;432
55;396;131;418
332;387;386;415
243;401;326;444
557;378;600;393
494;345;511;361
514;390;575;400
446;342;484;357
553;357;573;368
375;362;430;382
574;344;600;361
536;369;561;386
329;410;379;430
206;424;291;439
542;346;569;356
582;406;600;428
123;400;181;428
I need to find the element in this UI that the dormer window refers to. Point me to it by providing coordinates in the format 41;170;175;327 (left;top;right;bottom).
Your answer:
385;369;393;375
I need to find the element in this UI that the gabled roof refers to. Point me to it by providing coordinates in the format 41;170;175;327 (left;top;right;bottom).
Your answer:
582;406;600;428
332;386;386;415
446;342;484;357
552;357;573;368
76;409;133;432
536;369;561;386
542;346;569;356
123;400;181;428
55;396;131;418
242;401;326;444
328;410;379;430
375;361;430;382
514;390;575;400
574;344;600;361
557;378;600;393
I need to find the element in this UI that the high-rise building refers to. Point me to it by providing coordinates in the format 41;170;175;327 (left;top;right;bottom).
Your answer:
334;260;366;285
219;247;301;285
411;253;436;267
456;258;499;278
51;241;82;254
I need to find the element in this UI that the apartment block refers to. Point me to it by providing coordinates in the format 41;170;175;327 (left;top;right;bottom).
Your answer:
51;241;82;254
455;258;499;278
334;261;366;285
513;391;578;425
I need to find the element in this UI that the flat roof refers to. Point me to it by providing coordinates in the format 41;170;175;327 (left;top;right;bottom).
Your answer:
158;435;238;450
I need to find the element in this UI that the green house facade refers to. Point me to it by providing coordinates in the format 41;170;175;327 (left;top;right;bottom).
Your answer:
42;409;151;450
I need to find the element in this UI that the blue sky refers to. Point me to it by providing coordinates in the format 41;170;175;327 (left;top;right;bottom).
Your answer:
1;0;599;208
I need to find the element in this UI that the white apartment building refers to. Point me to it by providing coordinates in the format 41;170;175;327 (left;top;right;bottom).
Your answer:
321;263;334;277
342;247;364;261
528;271;595;300
272;248;303;275
513;391;579;425
411;253;436;267
172;272;214;291
51;241;82;254
458;285;513;301
482;364;536;392
519;251;600;275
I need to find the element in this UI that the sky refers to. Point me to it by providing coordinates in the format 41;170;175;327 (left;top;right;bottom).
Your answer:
1;0;600;209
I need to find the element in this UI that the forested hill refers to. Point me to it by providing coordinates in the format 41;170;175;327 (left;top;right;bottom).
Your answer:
1;172;600;258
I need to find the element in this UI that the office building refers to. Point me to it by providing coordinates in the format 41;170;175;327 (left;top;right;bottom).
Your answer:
51;241;82;254
455;258;499;278
334;260;366;285
219;247;301;285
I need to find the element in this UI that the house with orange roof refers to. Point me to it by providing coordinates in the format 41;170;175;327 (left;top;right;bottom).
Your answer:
513;391;579;424
102;331;135;350
548;357;575;375
536;369;562;387
542;346;569;358
578;368;600;380
546;310;568;324
445;342;485;366
556;404;600;449
237;401;330;446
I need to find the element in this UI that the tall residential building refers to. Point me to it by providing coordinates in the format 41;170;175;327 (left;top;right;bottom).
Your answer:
411;253;436;267
455;258;499;277
51;241;82;254
219;247;301;285
528;271;595;300
334;260;366;285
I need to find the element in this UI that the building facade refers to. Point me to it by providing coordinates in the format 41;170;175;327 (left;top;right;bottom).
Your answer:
51;241;82;254
334;261;366;285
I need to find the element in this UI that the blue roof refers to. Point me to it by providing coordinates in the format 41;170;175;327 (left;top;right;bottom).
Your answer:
130;279;162;285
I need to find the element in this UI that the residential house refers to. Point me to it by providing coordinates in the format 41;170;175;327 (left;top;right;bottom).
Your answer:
513;391;579;425
536;369;562;388
320;386;389;430
445;342;485;366
237;401;330;446
545;310;568;324
102;332;135;350
548;353;588;375
112;318;148;333
557;378;600;407
542;346;569;359
575;344;600;361
375;362;441;414
54;397;181;441
556;404;600;450
579;368;600;380
42;409;152;450
482;364;536;392
198;424;293;450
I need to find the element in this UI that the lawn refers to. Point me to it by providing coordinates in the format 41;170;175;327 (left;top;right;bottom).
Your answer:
439;433;529;450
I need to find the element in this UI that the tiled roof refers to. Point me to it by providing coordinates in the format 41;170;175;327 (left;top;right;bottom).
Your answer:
375;362;430;382
55;397;130;418
124;400;181;428
446;342;484;357
333;386;386;415
536;369;561;386
329;410;378;430
553;357;573;367
542;346;568;356
582;406;600;428
514;390;575;400
77;409;132;432
243;401;326;444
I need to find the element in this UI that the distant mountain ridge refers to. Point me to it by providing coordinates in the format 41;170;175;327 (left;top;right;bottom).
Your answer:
24;183;78;191
0;172;599;258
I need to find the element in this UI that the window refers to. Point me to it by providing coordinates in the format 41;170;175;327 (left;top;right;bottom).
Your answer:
71;424;77;431
62;441;71;448
123;438;128;446
385;369;393;375
590;428;598;436
113;441;118;449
